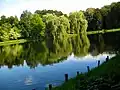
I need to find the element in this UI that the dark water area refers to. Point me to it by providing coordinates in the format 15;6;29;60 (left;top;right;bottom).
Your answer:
0;32;120;90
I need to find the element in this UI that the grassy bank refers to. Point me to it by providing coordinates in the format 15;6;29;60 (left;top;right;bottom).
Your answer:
87;28;120;35
52;55;120;90
0;39;28;46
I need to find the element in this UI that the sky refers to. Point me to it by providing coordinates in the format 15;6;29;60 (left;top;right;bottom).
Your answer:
0;0;119;17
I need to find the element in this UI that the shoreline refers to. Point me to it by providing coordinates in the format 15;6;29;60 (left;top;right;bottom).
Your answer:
0;28;120;46
0;39;28;46
52;55;120;90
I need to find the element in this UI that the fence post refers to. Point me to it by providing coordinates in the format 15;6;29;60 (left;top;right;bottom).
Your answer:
98;60;100;67
65;74;68;82
106;56;109;62
87;66;90;72
77;71;79;76
49;84;52;90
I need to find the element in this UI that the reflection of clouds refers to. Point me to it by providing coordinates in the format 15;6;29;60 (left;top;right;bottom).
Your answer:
24;76;33;85
67;53;116;62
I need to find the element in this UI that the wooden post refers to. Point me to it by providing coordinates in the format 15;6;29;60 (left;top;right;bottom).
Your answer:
77;71;79;76
87;66;90;72
65;74;68;82
98;60;100;67
106;56;109;62
49;84;52;90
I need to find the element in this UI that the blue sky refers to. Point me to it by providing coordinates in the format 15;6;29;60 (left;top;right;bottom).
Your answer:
0;0;119;17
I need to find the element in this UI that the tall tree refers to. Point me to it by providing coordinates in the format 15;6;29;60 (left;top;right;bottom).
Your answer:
7;16;19;27
30;14;45;39
20;11;45;39
69;11;88;33
0;15;7;25
43;14;70;39
85;8;102;31
20;10;33;38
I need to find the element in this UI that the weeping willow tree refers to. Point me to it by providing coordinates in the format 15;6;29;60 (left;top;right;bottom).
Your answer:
69;11;90;56
69;11;88;34
42;14;70;40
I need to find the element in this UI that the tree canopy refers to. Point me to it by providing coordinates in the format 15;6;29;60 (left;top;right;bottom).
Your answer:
0;1;120;41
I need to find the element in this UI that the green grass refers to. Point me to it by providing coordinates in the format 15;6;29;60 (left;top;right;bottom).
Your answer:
87;28;120;35
88;55;120;76
0;39;28;46
52;55;120;90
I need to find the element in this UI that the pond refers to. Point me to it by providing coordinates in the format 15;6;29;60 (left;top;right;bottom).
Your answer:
0;32;120;90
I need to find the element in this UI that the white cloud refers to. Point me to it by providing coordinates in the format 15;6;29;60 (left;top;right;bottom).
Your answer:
67;53;115;62
0;0;119;17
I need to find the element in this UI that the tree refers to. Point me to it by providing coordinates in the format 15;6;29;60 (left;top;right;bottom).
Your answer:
57;15;70;35
0;23;11;41
43;14;70;39
85;8;102;31
69;11;88;34
20;11;45;39
7;16;19;27
105;2;120;29
84;8;95;31
20;10;33;38
0;23;21;41
9;26;21;40
100;5;111;29
0;15;7;25
93;8;103;30
30;14;45;39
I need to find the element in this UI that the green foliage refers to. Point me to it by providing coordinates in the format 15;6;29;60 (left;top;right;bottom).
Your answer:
35;9;66;17
85;8;102;31
69;11;88;34
105;2;120;29
43;14;70;39
7;16;19;27
0;23;11;41
85;2;120;31
20;10;33;38
9;26;21;40
1;2;120;41
58;15;70;34
0;23;21;41
30;14;45;39
20;11;45;39
0;15;7;25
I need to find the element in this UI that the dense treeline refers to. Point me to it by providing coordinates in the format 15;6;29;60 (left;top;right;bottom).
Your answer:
0;2;120;41
0;10;87;41
85;2;120;31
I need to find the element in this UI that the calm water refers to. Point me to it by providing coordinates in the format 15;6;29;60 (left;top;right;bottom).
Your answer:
0;33;120;90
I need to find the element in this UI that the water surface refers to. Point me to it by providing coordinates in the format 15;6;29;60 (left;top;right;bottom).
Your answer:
0;33;120;90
